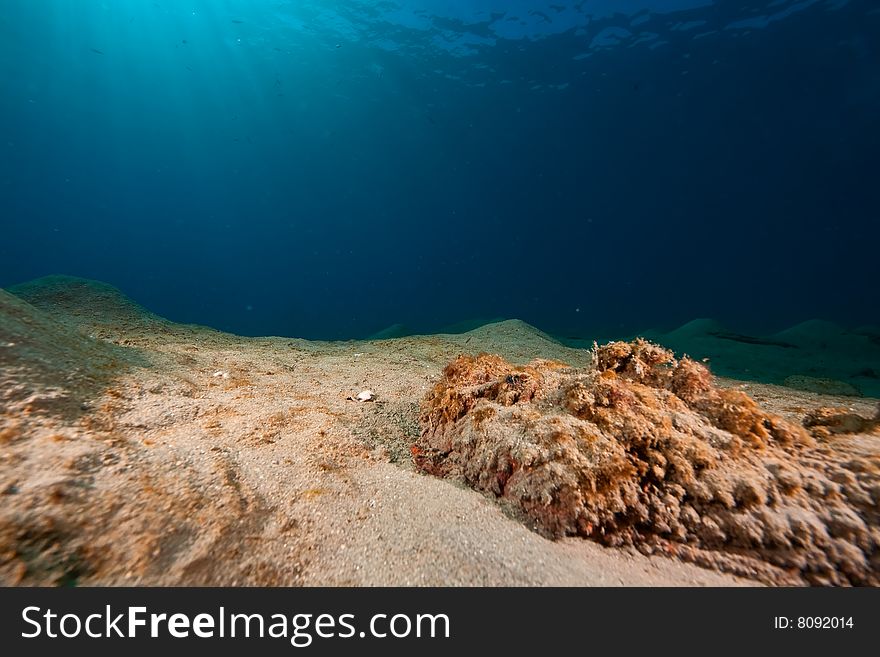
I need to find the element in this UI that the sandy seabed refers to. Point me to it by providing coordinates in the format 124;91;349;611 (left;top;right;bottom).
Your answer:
1;276;877;586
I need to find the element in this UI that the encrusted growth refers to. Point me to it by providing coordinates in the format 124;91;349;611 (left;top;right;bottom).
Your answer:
415;339;880;585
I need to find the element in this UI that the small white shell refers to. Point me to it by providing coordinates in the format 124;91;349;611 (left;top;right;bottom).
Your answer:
355;389;375;402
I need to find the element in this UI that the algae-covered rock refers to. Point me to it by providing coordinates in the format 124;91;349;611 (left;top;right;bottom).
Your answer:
415;339;880;585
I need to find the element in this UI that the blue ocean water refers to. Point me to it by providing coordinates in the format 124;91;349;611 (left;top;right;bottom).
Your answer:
0;1;877;340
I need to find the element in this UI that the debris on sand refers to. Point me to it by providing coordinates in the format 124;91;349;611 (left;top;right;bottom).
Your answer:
348;390;375;403
414;339;880;585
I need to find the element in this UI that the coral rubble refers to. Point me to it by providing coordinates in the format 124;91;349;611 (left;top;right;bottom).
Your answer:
415;340;880;585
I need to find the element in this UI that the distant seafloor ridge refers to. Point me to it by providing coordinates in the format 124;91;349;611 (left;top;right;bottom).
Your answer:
369;316;880;399
5;275;880;399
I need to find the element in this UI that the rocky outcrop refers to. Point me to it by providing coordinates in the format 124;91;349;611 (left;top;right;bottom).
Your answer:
415;340;880;585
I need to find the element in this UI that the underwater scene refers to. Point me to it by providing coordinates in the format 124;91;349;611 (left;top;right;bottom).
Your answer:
0;0;878;587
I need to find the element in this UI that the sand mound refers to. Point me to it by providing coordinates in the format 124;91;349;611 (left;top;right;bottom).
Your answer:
368;323;411;340
415;339;880;585
773;319;849;346
0;289;136;418
448;320;570;363
782;374;862;397
8;275;168;334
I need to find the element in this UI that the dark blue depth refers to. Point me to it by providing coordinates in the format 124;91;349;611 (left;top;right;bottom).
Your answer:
1;1;877;339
